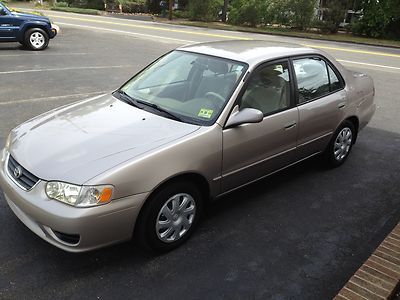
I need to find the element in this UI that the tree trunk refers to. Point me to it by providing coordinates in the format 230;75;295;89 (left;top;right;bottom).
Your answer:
169;0;173;20
222;0;228;22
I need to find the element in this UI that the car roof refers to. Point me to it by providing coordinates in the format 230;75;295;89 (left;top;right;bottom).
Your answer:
178;40;321;66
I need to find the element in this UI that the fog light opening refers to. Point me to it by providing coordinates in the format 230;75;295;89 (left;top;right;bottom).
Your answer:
53;230;80;245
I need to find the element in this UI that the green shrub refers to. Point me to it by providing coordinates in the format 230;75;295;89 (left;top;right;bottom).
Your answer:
229;0;264;27
65;0;104;10
173;9;190;19
319;0;347;33
352;0;400;39
286;0;315;29
118;0;147;13
55;1;69;7
188;0;222;22
51;6;100;14
266;0;291;26
228;0;315;29
313;19;337;34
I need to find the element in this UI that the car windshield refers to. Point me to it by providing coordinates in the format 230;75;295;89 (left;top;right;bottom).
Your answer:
119;50;247;125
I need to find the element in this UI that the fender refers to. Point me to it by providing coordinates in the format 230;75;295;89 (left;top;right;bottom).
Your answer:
17;21;52;42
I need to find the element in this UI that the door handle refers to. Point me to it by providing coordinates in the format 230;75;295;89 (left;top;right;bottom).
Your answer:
338;102;346;109
284;121;297;130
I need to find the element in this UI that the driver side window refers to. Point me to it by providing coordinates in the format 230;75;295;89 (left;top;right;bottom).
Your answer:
240;61;291;116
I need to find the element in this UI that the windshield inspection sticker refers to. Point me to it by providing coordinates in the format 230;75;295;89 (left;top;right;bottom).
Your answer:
198;108;214;119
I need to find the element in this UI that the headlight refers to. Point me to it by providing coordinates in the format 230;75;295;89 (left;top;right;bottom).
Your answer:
5;132;11;150
45;182;113;207
2;133;12;162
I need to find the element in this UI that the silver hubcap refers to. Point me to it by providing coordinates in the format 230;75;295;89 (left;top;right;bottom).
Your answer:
156;193;196;243
30;32;45;49
334;127;352;161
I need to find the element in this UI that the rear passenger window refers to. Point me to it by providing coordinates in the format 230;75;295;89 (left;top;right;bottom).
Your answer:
327;65;342;92
293;58;330;103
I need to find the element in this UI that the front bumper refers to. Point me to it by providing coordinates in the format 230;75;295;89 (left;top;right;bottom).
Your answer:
50;24;60;38
0;149;148;252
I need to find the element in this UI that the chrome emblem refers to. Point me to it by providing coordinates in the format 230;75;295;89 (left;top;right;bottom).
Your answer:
13;166;22;179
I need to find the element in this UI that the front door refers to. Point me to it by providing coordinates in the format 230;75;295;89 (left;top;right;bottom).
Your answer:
0;5;18;41
222;60;299;193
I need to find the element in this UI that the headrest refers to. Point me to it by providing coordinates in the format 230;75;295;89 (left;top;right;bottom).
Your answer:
208;59;229;74
302;62;324;75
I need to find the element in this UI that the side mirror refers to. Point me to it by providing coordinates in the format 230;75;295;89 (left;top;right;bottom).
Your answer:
225;105;263;128
0;6;8;15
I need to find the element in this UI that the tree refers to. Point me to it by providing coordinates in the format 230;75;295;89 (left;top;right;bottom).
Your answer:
319;0;349;33
229;0;264;27
287;0;316;29
188;0;222;22
352;0;400;39
221;0;228;22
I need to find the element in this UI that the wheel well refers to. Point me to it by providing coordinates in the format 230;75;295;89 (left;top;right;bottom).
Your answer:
132;173;210;239
346;116;359;143
22;25;49;38
151;173;210;202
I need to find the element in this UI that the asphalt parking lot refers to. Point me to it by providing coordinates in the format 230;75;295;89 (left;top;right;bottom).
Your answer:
1;12;400;299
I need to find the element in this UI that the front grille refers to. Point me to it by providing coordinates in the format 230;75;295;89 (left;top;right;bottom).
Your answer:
7;155;39;190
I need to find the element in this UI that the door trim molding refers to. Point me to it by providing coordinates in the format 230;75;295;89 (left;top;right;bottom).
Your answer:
222;146;296;178
217;151;322;198
297;131;332;148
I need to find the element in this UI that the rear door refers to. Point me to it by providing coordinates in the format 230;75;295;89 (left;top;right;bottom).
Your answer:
291;56;346;159
221;59;299;192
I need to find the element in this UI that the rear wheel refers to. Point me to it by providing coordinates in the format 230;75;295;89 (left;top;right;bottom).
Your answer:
135;181;203;253
324;120;355;167
24;28;49;51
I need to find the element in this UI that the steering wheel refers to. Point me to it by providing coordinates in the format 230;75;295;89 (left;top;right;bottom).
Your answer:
205;92;225;105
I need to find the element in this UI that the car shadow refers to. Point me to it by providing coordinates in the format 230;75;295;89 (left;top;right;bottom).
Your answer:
0;43;32;51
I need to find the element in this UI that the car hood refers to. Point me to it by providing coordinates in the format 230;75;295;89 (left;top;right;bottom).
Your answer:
12;12;50;23
9;94;200;184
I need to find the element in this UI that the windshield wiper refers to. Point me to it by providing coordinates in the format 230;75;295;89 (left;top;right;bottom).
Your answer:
135;99;183;122
114;90;183;122
114;90;143;109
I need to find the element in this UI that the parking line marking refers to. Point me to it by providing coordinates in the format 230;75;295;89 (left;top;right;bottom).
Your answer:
0;92;108;106
337;59;400;71
47;14;252;40
0;52;90;57
56;22;195;43
302;43;400;59
0;65;134;75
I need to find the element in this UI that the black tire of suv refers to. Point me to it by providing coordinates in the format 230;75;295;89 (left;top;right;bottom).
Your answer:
24;28;49;51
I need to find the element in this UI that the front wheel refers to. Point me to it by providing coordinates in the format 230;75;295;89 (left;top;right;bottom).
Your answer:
135;181;203;253
324;120;355;167
24;28;49;51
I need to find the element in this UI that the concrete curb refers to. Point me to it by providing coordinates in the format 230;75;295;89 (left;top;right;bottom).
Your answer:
334;224;400;300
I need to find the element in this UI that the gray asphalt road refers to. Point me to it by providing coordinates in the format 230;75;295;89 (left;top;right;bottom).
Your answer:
0;12;400;299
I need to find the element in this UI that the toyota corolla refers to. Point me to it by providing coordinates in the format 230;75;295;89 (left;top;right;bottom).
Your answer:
0;41;375;253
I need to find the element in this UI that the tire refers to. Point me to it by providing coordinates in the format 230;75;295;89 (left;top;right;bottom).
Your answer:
135;181;203;253
24;28;49;51
324;120;356;168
